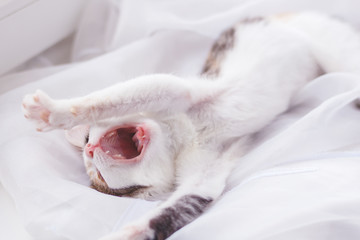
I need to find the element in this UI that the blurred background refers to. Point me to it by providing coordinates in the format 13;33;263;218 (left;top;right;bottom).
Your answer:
1;0;87;238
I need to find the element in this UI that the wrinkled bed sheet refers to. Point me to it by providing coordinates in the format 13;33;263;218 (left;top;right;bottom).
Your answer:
1;0;360;239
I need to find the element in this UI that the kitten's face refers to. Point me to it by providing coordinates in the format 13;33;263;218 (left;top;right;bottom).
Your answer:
66;117;180;200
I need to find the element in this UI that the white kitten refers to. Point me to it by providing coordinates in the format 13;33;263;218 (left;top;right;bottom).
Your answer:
22;12;360;240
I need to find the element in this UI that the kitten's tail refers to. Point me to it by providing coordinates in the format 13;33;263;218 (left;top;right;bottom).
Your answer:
279;12;360;74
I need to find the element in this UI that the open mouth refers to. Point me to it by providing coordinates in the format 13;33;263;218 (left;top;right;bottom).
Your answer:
99;125;148;162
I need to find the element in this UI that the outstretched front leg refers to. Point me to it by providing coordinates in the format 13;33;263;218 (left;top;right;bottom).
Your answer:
101;193;213;240
22;74;217;131
99;142;245;240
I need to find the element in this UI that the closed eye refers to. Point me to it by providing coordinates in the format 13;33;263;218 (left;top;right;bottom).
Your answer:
91;182;149;197
112;185;149;196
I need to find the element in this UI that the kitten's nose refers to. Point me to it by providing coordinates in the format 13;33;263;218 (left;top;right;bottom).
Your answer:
85;143;96;158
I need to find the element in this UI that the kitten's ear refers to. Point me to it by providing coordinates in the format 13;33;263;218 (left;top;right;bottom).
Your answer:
65;125;90;148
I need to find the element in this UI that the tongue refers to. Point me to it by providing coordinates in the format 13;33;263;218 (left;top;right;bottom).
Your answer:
100;127;139;159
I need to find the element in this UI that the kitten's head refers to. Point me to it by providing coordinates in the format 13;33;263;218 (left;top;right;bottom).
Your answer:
66;115;190;201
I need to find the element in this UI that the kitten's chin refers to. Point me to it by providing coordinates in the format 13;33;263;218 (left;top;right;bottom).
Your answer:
99;125;149;163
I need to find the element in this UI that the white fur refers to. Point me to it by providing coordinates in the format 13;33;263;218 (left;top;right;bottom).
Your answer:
22;12;360;240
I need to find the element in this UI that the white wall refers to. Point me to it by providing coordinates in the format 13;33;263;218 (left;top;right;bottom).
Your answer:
0;0;87;76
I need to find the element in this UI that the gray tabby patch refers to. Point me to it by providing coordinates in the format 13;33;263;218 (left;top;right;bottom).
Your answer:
148;195;213;240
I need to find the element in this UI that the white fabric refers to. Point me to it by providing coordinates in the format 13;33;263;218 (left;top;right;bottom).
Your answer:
1;0;360;239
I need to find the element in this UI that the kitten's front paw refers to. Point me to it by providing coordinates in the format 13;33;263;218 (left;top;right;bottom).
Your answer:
22;90;54;131
22;90;70;131
99;224;154;240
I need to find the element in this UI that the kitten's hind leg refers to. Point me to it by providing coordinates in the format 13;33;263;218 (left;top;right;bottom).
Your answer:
68;74;216;124
22;74;217;131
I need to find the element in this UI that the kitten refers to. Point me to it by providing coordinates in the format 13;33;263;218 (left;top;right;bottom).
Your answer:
22;12;360;240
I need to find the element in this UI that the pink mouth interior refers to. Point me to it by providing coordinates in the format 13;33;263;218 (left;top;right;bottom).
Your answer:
99;126;146;160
